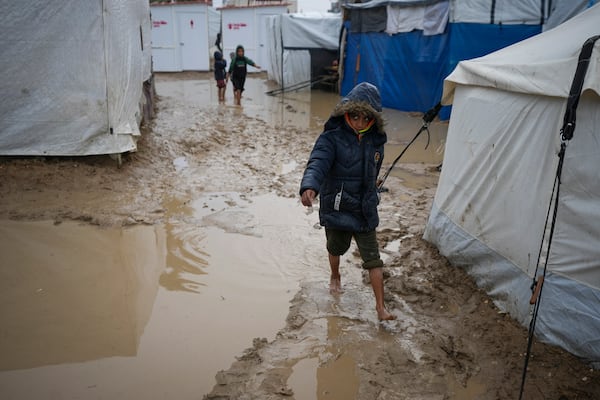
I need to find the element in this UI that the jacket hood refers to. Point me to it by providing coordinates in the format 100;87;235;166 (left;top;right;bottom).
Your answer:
331;82;384;133
214;51;223;60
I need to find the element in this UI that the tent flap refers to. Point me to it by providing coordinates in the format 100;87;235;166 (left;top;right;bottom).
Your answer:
0;0;150;156
386;1;449;36
266;13;342;87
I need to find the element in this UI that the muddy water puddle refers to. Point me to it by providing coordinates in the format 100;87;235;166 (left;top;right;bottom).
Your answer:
288;316;362;400
155;74;449;168
383;112;447;190
0;193;325;399
155;73;339;131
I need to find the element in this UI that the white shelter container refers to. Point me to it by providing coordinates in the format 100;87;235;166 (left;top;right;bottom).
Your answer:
151;1;212;72
220;4;289;71
0;0;152;156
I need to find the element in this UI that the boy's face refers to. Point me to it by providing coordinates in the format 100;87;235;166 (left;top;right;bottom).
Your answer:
236;48;244;57
347;112;373;132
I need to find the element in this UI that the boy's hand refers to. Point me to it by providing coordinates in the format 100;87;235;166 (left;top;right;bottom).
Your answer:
301;189;316;207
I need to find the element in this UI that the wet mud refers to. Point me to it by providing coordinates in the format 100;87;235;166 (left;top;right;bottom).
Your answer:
0;72;598;399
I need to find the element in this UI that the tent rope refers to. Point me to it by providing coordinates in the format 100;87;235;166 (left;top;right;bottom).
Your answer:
377;102;441;191
265;76;331;96
518;34;600;400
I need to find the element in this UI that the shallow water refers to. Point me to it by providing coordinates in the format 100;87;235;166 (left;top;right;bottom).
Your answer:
155;73;339;131
0;193;326;399
288;316;361;400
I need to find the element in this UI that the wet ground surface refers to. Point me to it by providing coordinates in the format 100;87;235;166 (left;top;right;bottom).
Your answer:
1;72;599;400
0;193;321;399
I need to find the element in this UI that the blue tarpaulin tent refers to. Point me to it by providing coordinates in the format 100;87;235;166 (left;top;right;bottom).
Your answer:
340;0;594;119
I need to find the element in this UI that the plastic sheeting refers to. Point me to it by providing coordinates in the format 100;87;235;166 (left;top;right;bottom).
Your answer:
0;0;151;156
341;0;544;117
350;7;387;33
344;0;446;9
340;21;538;115
443;10;600;102
266;13;341;87
425;4;600;363
438;22;541;118
449;0;547;24
386;1;449;35
543;0;595;31
342;29;448;112
282;14;341;49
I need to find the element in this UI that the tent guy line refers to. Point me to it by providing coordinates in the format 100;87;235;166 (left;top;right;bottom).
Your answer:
519;34;600;400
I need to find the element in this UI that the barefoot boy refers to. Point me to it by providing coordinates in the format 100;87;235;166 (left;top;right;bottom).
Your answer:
300;82;396;321
213;51;227;102
227;45;260;106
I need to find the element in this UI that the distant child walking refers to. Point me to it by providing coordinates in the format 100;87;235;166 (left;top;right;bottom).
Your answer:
227;45;261;105
214;51;227;103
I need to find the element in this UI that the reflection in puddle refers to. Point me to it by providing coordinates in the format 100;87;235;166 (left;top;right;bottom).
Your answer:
0;221;164;371
289;358;319;400
318;317;359;399
382;111;447;190
389;167;440;190
288;317;360;400
160;222;209;293
0;192;324;399
318;353;359;399
160;195;209;293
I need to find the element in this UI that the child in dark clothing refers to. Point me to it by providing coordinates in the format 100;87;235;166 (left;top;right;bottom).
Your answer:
214;51;227;103
227;45;261;105
300;82;396;321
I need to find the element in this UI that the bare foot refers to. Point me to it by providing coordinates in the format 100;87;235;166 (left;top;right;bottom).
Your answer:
377;307;396;321
329;277;342;294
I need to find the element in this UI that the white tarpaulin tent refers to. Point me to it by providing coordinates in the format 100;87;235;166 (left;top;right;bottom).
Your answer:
0;0;152;156
424;4;600;364
266;13;342;87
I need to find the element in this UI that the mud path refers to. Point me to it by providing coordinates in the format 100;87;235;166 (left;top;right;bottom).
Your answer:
0;73;598;400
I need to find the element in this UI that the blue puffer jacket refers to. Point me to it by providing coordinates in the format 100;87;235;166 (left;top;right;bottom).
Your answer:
300;82;386;232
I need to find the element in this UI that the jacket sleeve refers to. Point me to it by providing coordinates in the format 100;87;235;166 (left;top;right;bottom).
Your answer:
299;132;335;195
